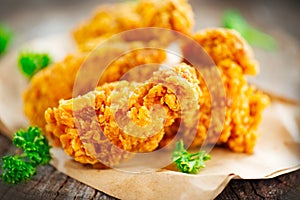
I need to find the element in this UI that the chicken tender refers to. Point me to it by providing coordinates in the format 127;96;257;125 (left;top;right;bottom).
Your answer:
23;43;166;145
45;63;201;166
73;0;194;45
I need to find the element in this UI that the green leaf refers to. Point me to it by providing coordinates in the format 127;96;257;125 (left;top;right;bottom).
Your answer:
1;156;36;185
13;126;52;166
222;9;277;51
0;23;13;55
0;126;52;185
18;52;52;78
172;140;211;174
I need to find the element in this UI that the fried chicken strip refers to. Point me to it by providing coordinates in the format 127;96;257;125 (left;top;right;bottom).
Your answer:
45;63;201;166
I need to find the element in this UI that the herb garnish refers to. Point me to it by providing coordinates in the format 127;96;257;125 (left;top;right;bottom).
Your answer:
172;140;211;174
18;51;52;78
0;126;51;184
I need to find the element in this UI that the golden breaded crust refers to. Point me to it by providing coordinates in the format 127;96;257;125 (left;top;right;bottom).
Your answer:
45;82;132;165
45;63;201;166
136;0;194;34
74;2;141;45
23;54;87;145
225;85;270;153
191;28;258;75
73;0;194;45
166;28;270;153
23;46;166;145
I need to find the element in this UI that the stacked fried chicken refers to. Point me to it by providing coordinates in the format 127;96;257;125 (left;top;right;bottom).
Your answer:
45;64;201;166
23;0;269;167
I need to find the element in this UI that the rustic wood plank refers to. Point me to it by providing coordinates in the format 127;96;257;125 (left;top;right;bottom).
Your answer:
0;133;117;200
0;133;299;200
216;170;300;200
0;133;10;155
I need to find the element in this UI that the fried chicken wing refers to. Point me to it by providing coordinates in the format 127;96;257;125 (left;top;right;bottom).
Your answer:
73;0;194;45
173;28;270;153
191;28;258;75
45;63;201;166
23;43;166;145
23;54;87;145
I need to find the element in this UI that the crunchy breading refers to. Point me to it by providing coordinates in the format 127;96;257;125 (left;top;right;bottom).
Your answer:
45;82;133;165
191;28;258;75
166;28;270;153
23;54;87;145
73;2;140;45
73;0;194;45
136;0;194;34
45;63;201;166
23;44;166;145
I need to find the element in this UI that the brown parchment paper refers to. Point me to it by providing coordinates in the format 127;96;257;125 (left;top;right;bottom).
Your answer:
0;34;299;200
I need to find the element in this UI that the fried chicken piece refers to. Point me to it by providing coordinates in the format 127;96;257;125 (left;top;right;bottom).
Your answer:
45;82;134;165
45;63;201;166
162;28;270;153
73;2;140;45
23;42;166;145
73;0;194;45
183;28;258;75
189;59;269;153
23;54;87;145
136;0;194;34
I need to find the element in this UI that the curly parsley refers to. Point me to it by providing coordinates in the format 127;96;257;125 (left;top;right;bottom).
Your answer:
0;126;51;185
172;140;211;174
18;51;52;78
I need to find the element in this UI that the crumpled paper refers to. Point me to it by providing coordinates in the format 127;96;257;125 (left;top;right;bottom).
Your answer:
0;34;299;200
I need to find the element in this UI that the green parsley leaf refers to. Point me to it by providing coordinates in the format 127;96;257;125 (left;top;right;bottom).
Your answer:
18;51;52;78
1;156;36;185
222;9;277;51
172;140;211;174
0;126;51;185
0;23;13;55
14;126;51;166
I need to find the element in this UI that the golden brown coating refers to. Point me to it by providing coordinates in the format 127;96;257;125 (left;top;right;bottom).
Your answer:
23;44;166;145
23;54;87;145
165;28;271;153
73;2;140;45
45;63;201;166
225;85;270;153
73;0;194;45
136;0;194;34
45;82;132;165
191;28;258;75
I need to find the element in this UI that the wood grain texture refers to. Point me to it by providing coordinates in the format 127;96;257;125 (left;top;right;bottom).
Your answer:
0;133;299;200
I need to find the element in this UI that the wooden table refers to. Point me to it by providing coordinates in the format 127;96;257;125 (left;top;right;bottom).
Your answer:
0;133;299;199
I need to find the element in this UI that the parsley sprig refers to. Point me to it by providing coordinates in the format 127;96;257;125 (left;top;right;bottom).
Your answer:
0;126;51;185
172;140;211;174
18;51;52;78
222;9;277;51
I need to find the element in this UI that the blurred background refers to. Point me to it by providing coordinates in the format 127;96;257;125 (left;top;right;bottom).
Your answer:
1;0;299;46
0;0;299;100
